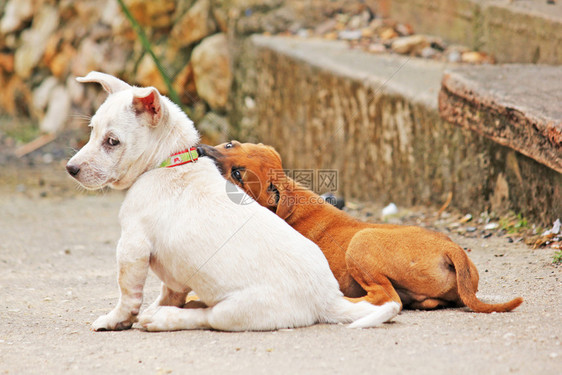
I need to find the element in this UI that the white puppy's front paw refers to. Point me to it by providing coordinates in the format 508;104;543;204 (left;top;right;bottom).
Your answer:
92;310;135;331
139;306;180;332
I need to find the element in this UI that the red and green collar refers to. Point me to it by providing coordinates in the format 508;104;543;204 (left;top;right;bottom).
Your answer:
159;147;198;168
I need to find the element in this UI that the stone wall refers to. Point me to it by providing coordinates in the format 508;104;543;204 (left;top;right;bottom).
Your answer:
246;36;561;225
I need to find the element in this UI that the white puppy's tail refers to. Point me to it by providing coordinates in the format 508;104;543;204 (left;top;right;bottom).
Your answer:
328;299;400;328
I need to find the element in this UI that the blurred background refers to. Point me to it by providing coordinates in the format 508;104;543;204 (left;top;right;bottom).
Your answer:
1;0;380;151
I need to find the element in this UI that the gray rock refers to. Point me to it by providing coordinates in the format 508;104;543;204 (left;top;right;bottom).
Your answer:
391;35;429;55
447;50;462;63
170;0;216;47
420;46;437;59
71;39;128;77
32;77;58;112
0;0;33;34
66;75;85;105
338;29;363;40
14;5;60;79
40;85;70;134
191;33;233;111
198;112;229;145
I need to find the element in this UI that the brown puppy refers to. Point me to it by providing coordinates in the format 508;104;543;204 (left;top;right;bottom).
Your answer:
198;141;523;313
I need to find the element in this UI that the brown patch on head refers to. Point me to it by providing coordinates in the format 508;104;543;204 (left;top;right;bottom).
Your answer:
201;141;290;213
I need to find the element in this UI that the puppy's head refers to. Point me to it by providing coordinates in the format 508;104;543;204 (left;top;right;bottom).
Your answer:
66;71;197;190
198;141;294;217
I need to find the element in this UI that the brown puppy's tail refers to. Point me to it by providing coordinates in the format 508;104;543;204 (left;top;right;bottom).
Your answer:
447;248;523;313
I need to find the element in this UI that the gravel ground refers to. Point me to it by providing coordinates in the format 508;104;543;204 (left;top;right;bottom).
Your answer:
1;163;561;375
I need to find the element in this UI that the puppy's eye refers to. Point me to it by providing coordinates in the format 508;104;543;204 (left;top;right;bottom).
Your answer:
225;142;233;149
231;168;243;183
107;137;120;146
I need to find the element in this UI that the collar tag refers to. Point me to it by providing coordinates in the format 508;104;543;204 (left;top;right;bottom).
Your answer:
160;147;199;168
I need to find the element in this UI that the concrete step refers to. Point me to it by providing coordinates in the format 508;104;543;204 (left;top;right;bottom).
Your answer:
383;0;562;64
241;35;561;224
439;65;562;174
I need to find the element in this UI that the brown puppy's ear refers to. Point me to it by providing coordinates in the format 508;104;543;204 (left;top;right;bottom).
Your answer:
276;192;295;219
269;183;295;220
264;183;279;211
261;146;292;218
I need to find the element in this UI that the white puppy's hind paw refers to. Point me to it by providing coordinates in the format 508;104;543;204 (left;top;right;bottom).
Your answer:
139;306;179;332
348;301;401;329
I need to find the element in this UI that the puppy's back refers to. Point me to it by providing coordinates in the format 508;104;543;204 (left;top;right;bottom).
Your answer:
122;159;343;319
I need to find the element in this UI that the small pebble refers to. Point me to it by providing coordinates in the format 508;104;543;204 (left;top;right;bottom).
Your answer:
348;15;364;30
460;214;473;223
361;27;374;38
430;41;446;52
448;50;462;63
380;28;398;40
368;43;386;53
484;222;499;230
461;51;492;64
338;29;363;40
420;46;437;58
296;29;310;38
382;203;398;217
314;19;337;35
395;23;413;36
42;153;54;164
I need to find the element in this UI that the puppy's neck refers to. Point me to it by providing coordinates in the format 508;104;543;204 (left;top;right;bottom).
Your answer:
114;101;200;189
146;101;200;171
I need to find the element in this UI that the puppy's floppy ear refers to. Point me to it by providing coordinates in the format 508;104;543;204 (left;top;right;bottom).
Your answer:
266;182;295;220
132;87;166;127
76;71;131;94
261;145;293;218
275;185;295;220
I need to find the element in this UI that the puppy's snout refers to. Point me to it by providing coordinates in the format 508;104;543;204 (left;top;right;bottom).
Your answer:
66;163;81;177
196;146;206;157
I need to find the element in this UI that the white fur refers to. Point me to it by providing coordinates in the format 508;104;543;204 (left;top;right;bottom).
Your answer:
68;71;399;332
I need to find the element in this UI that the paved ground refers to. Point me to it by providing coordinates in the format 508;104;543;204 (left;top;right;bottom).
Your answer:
0;164;561;374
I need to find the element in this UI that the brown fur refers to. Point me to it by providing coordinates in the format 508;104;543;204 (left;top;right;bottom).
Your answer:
198;141;523;313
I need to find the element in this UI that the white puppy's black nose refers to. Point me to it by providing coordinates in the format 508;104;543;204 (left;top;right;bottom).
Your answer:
66;164;80;177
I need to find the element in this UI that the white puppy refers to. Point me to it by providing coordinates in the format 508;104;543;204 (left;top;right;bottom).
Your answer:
67;72;400;331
